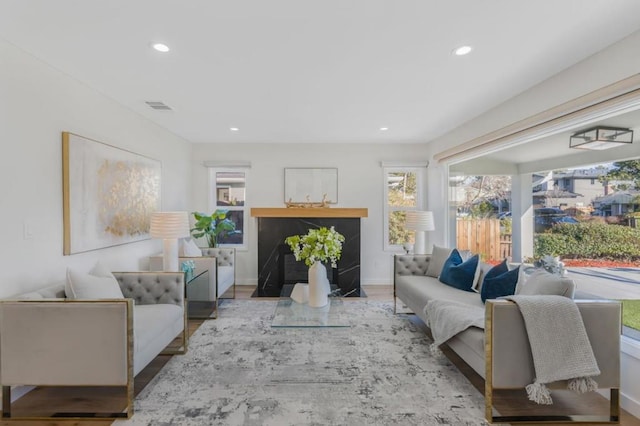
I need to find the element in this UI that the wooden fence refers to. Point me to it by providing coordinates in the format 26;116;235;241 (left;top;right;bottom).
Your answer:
456;219;512;261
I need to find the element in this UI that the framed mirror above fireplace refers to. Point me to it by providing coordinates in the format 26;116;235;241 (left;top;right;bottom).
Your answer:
284;168;338;204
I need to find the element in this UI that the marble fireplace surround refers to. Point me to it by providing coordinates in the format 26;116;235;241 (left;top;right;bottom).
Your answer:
251;208;368;297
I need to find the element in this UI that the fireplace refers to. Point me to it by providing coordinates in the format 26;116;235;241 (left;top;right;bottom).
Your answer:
251;208;367;297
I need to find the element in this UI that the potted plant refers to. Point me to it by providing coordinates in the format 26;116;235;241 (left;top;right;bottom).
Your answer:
190;210;236;247
285;226;345;307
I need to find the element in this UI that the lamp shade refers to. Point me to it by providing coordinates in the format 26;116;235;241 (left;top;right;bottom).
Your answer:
405;211;435;232
150;211;190;239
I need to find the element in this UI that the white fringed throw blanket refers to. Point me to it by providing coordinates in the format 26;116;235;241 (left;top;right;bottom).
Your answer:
506;295;601;405
424;300;485;356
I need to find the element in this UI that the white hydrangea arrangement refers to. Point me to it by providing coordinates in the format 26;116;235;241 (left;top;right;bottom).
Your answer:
284;226;345;268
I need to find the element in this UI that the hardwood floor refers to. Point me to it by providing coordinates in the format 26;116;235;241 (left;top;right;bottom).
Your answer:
3;285;638;425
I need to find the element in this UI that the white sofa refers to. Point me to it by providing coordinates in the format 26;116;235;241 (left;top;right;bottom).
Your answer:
394;254;622;424
149;247;235;318
0;271;187;419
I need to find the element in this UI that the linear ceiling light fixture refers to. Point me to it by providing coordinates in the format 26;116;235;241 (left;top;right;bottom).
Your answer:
569;126;633;150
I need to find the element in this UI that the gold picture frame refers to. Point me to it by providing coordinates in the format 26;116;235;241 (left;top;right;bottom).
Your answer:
62;132;161;255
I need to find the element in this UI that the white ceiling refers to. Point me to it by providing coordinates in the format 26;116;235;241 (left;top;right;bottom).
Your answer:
2;1;640;144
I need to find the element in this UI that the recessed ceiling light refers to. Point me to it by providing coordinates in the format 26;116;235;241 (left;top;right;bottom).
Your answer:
151;43;170;53
380;127;389;131
230;127;239;132
453;45;472;56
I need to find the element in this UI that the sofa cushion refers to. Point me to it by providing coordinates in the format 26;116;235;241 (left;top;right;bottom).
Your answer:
425;245;452;277
426;246;472;277
480;260;520;303
66;262;124;299
439;249;479;292
396;275;485;312
472;261;495;292
517;269;575;298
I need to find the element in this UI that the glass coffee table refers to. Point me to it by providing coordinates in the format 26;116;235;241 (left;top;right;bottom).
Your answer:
271;284;351;328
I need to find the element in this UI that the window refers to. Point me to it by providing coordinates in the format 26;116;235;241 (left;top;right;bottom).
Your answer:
529;160;640;340
448;172;512;262
383;167;424;250
209;168;248;250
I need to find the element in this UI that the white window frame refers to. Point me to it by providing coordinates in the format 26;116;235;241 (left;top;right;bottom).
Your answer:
208;167;249;251
383;166;425;251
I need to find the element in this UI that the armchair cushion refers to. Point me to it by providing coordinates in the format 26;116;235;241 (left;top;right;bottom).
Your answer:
66;262;124;299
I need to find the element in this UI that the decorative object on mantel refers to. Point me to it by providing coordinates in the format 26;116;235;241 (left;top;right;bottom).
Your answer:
405;211;435;255
285;194;331;208
190;210;235;247
285;226;345;307
284;167;338;205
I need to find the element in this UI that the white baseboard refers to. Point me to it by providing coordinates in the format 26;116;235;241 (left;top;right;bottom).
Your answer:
621;391;640;419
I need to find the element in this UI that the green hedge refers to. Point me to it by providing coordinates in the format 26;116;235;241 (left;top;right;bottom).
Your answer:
534;223;640;260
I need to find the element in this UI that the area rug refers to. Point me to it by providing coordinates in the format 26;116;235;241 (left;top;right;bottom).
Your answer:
116;300;488;425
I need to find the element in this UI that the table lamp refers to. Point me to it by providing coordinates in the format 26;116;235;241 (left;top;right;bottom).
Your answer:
150;211;190;271
405;211;435;255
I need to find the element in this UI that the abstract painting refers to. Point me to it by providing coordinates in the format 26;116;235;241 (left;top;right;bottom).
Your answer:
62;132;161;255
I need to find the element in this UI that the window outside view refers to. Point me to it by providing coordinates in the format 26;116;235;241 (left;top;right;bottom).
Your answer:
213;171;247;246
386;170;419;247
451;160;640;338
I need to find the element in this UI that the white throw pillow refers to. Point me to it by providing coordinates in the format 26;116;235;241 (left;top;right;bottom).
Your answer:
516;269;575;298
425;245;453;277
65;262;124;299
181;239;203;257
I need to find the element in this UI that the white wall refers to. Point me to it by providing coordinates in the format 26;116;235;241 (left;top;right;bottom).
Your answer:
191;142;430;285
0;40;192;297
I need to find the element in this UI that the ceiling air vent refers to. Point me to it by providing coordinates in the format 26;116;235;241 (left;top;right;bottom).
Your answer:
145;101;172;111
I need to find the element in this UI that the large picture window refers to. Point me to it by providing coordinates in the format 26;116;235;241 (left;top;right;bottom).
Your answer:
383;167;424;250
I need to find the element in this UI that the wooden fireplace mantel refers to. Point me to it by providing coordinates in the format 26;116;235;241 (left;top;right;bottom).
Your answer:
251;207;368;218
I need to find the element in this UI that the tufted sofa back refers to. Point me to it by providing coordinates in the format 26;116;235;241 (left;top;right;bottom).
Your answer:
394;254;431;276
113;272;184;306
200;248;235;267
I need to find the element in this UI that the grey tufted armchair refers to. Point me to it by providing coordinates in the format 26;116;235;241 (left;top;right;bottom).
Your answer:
0;271;187;419
150;247;235;318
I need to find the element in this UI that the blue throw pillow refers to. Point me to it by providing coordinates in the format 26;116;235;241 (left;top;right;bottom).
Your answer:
439;249;479;292
480;260;520;303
